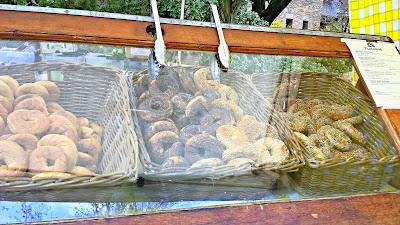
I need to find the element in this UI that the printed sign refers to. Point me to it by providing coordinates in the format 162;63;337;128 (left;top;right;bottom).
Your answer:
343;39;400;108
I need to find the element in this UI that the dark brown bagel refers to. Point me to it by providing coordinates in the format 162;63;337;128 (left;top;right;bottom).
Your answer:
136;74;152;97
171;93;194;113
138;95;173;121
162;156;190;168
0;140;28;177
145;120;178;140
148;130;181;164
172;112;200;130
28;146;68;177
180;125;202;144
184;133;224;165
200;108;235;127
185;96;209;118
195;88;221;105
174;67;197;94
148;75;180;99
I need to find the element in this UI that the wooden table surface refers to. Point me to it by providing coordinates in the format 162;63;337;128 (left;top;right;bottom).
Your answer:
1;8;400;225
23;191;400;225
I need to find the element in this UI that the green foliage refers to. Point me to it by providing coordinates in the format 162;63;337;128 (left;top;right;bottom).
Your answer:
230;53;281;74
234;3;268;26
0;0;215;21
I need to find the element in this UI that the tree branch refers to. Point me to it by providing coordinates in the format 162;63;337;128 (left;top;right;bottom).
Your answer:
252;0;292;25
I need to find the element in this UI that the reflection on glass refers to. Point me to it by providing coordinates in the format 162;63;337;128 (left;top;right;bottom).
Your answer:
0;39;398;224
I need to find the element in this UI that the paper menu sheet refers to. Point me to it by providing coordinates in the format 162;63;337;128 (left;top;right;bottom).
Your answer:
342;39;400;109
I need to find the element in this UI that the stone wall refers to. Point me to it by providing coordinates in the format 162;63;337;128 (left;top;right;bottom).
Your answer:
275;0;324;30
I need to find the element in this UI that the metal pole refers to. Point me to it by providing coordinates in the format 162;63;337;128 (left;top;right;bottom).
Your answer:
177;0;185;65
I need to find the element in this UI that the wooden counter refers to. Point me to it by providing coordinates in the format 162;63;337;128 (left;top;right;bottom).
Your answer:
1;7;400;224
28;191;400;224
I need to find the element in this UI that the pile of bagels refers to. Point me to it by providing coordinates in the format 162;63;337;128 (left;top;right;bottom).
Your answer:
135;66;290;170
0;76;103;179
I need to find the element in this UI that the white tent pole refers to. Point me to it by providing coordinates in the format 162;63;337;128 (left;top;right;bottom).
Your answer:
177;0;185;65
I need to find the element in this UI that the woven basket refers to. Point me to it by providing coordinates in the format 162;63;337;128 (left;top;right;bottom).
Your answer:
249;71;399;196
129;65;304;190
0;62;138;192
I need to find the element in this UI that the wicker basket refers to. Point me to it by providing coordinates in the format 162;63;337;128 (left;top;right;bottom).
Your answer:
129;65;304;190
0;62;138;191
249;71;399;196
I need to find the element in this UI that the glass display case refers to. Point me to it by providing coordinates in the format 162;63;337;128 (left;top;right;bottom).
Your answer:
0;4;400;224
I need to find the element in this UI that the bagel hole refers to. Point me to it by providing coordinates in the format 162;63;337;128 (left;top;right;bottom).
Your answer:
0;159;6;167
151;103;161;110
160;84;168;92
46;158;55;167
162;143;174;152
197;147;206;156
213;118;221;124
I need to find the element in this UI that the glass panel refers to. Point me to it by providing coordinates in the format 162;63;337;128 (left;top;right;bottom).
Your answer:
0;39;399;224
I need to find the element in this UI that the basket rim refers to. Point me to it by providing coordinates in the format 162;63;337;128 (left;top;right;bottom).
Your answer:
130;66;305;181
0;61;139;191
252;70;400;169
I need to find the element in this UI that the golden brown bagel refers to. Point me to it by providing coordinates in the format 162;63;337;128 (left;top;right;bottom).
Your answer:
13;94;46;108
7;109;50;134
80;127;95;139
13;96;49;116
2;126;12;135
0;80;14;103
47;115;78;143
15;83;49;102
35;81;60;102
53;111;80;134
78;117;90;128
77;152;96;167
0;140;28;177
0;134;12;141
0;76;19;93
77;138;101;160
0;117;4;135
71;166;94;175
193;68;220;91
37;134;78;172
89;123;103;139
0;103;8;121
28;146;68;177
7;134;39;154
32;172;72;179
0;96;13;113
47;102;64;113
